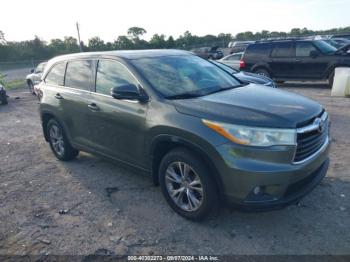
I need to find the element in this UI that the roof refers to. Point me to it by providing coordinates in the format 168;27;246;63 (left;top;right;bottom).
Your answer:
48;49;193;64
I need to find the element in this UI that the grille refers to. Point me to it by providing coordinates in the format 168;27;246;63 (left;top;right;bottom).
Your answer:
294;112;329;163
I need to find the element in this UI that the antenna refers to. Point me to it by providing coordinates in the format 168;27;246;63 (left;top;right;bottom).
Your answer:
76;22;83;52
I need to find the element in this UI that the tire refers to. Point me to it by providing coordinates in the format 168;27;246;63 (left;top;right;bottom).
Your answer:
159;148;218;220
254;68;271;78
0;94;7;105
47;119;79;161
27;81;35;95
328;71;335;88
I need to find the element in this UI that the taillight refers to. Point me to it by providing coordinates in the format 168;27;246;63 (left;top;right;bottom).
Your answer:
239;60;246;69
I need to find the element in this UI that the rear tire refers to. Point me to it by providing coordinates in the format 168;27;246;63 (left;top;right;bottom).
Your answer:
0;93;7;105
47;119;79;161
159;148;218;220
328;71;335;88
254;68;271;78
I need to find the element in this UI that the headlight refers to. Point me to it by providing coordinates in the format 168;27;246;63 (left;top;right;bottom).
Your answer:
202;119;296;147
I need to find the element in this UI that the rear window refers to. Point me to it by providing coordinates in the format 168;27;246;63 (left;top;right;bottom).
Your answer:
271;42;295;57
65;60;93;91
45;62;66;86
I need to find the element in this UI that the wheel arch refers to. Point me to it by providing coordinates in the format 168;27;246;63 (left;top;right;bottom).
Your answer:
150;135;224;194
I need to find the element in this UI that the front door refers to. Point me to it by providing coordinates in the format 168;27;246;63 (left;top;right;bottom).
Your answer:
88;59;148;167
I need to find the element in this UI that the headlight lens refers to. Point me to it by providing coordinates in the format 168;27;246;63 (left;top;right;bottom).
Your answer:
202;119;296;147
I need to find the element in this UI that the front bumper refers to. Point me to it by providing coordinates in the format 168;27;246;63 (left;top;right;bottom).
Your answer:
214;138;330;211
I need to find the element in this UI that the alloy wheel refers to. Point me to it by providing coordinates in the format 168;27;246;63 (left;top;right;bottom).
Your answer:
165;161;204;212
49;124;65;156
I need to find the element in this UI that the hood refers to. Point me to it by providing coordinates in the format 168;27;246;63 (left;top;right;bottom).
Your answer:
234;71;272;85
173;84;322;128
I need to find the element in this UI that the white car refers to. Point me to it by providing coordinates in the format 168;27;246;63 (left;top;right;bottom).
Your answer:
26;62;47;94
218;52;243;70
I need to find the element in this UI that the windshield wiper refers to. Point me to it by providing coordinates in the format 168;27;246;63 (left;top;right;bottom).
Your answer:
165;93;203;100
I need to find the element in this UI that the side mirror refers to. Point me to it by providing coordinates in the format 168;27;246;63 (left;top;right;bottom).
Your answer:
310;50;320;58
31;69;35;73
111;84;148;102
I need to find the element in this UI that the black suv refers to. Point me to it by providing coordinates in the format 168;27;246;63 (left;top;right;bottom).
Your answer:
240;39;350;85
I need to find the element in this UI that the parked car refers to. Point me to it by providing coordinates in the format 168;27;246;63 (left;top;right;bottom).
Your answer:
218;52;244;70
26;62;47;94
331;34;350;41
240;39;350;86
229;41;255;54
191;46;223;60
39;50;330;220
211;60;276;88
0;83;7;105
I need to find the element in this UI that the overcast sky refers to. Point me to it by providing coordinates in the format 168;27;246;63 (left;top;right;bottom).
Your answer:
1;0;350;42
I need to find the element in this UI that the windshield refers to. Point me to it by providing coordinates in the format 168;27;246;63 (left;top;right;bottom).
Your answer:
314;40;337;54
130;55;241;98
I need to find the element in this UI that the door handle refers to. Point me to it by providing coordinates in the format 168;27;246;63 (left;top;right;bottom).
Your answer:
295;59;302;62
54;93;63;99
88;103;100;111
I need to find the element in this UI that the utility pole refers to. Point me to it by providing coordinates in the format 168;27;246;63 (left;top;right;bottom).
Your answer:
76;22;83;52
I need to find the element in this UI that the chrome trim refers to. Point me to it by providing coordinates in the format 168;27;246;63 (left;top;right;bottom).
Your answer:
297;111;328;134
292;135;329;165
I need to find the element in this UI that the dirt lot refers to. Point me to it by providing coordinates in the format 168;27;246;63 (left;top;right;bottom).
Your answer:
0;84;350;257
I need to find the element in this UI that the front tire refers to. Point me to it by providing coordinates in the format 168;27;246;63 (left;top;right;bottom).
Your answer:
47;119;79;161
0;93;7;105
28;81;35;95
159;148;218;220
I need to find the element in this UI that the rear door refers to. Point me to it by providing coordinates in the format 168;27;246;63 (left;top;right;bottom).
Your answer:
269;42;296;79
294;41;329;79
88;59;148;167
60;59;95;148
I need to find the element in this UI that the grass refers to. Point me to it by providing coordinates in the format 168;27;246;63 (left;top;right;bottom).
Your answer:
5;79;25;90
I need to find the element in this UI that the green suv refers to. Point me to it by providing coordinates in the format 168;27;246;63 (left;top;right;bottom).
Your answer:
39;50;330;220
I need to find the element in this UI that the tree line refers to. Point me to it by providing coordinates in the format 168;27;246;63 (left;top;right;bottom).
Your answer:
0;26;349;62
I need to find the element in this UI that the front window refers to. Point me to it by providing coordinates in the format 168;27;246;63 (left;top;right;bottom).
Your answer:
296;42;317;57
130;55;241;98
313;40;337;54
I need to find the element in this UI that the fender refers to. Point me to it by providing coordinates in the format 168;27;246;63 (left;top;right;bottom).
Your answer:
149;134;224;194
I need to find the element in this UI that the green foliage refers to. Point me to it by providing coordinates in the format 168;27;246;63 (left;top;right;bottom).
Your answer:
1;26;350;62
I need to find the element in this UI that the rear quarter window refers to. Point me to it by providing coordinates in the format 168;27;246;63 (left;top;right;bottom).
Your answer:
45;62;66;86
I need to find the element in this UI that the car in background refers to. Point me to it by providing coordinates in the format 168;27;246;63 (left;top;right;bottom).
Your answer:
240;39;350;86
0;83;7;105
331;34;350;41
211;60;276;88
26;62;47;94
331;38;350;48
228;41;255;54
191;46;223;60
218;52;244;70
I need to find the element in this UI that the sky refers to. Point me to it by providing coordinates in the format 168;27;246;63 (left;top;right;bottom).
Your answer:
1;0;350;42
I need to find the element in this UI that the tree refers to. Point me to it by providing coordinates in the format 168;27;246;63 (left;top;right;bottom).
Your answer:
88;36;105;51
114;36;134;50
149;34;166;48
0;30;6;44
127;27;147;39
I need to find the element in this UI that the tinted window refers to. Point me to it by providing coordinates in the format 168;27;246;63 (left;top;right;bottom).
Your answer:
271;42;294;57
245;43;272;59
96;60;138;96
296;42;317;57
45;62;66;86
65;60;93;91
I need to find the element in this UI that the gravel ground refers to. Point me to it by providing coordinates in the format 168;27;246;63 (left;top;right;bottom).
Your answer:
0;84;349;257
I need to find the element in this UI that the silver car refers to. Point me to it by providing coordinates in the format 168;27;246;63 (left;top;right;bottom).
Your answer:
218;52;243;70
26;62;47;94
